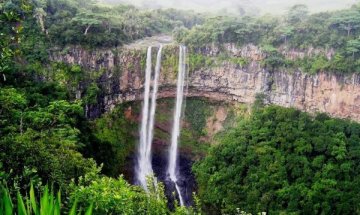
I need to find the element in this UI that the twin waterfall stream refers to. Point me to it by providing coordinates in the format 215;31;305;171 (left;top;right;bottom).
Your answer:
136;45;187;206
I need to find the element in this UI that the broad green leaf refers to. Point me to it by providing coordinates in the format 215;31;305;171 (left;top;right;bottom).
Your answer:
69;199;78;215
30;182;38;214
17;191;28;215
48;189;54;214
54;202;60;215
2;186;13;215
54;191;61;215
40;186;49;215
85;203;93;215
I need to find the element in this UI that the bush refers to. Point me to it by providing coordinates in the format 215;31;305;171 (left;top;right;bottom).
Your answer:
69;172;168;215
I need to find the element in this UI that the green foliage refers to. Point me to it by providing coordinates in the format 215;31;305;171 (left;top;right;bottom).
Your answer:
346;39;360;58
42;0;203;48
0;183;93;215
0;1;208;214
0;0;31;80
194;105;360;214
175;5;360;50
188;53;214;73
330;9;360;37
69;172;168;215
227;56;249;67
72;9;101;35
69;172;199;215
292;55;329;74
83;82;100;105
327;53;360;73
0;185;13;215
84;105;136;177
0;86;98;193
172;4;360;74
260;45;287;70
176;16;261;47
161;46;179;76
185;99;212;137
287;4;309;24
6;0;360;214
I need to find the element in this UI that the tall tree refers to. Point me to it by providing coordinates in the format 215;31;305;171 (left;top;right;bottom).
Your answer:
72;9;101;35
346;39;360;58
287;4;309;24
331;10;360;37
276;25;294;45
33;0;47;33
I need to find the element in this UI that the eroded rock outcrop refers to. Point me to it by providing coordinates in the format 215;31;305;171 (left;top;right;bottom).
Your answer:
50;44;360;121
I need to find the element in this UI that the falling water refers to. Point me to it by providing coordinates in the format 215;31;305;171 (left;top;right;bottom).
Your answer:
137;46;153;190
136;46;162;191
147;45;163;160
167;45;187;206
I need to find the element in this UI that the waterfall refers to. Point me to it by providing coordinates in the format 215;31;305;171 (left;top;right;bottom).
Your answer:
167;45;187;206
147;45;163;160
136;46;163;191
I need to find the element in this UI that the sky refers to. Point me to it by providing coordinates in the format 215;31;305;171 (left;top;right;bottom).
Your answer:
101;0;358;15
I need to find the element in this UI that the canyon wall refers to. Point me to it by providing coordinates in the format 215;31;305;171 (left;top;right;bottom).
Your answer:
50;44;360;121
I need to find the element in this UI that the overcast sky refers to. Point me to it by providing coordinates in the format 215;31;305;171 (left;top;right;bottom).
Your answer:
101;0;358;15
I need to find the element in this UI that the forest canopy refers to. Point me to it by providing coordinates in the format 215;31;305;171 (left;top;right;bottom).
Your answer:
194;105;360;214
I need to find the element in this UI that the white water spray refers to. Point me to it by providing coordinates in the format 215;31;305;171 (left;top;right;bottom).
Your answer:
137;46;163;191
168;45;187;206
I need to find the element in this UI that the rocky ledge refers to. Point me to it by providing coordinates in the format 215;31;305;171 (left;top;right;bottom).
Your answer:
50;40;360;121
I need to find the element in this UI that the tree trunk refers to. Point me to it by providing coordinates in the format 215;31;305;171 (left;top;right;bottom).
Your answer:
84;24;92;35
38;15;45;33
347;23;351;37
20;112;23;135
85;104;89;118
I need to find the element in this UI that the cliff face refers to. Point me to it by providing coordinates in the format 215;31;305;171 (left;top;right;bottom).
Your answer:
50;44;360;121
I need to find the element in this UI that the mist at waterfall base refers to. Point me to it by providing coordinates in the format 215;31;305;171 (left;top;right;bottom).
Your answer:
134;45;194;207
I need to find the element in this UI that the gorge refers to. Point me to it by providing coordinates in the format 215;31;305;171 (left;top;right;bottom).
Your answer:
49;41;360;209
4;0;360;213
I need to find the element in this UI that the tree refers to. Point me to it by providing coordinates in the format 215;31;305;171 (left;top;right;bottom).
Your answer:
173;26;189;43
346;39;360;58
72;9;101;35
331;10;360;37
34;7;47;33
287;4;309;24
33;0;47;33
257;14;279;38
276;25;294;45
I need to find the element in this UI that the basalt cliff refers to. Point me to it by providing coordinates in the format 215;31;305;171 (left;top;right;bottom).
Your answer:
50;41;360;121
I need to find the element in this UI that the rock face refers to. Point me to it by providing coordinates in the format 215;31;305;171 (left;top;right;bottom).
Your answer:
50;44;360;121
